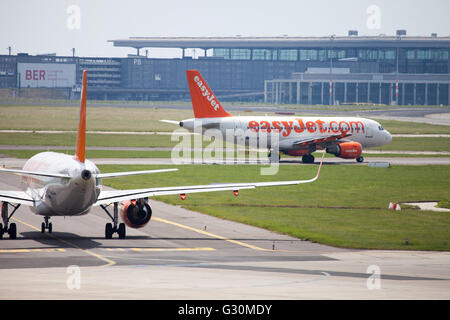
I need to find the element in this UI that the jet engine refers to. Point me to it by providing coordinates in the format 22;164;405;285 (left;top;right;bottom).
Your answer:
120;198;152;228
326;142;362;159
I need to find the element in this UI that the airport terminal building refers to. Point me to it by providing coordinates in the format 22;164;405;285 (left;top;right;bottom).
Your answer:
1;32;450;105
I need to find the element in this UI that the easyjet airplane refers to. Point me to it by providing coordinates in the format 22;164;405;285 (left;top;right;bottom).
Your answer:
0;70;323;239
163;70;392;163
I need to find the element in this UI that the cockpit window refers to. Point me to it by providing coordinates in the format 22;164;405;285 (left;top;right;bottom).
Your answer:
378;126;384;131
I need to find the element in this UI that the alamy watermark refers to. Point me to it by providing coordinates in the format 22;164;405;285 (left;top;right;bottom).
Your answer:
66;265;81;290
66;5;81;30
366;265;381;290
170;125;280;175
366;5;381;30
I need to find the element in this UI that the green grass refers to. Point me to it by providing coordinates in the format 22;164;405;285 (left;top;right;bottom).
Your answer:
0;105;193;132
100;164;450;251
0;132;182;148
375;137;450;152
1;105;449;134
0;132;448;153
377;119;450;135
0;149;175;159
437;200;450;209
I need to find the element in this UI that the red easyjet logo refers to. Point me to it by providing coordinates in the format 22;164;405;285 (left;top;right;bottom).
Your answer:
194;75;220;111
247;118;365;137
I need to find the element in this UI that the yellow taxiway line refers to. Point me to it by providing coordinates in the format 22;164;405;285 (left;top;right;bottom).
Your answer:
0;248;66;253
12;217;116;267
153;216;276;252
105;247;215;252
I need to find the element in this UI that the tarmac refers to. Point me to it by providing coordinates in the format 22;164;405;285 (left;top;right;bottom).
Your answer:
0;106;449;299
0;167;449;299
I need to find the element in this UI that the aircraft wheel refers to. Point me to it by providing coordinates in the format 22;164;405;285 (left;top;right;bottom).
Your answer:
356;156;364;163
302;154;315;164
105;223;113;239
41;222;46;233
48;223;53;233
8;223;17;239
118;223;126;239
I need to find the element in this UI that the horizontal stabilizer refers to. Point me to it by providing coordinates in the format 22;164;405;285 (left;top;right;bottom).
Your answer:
95;168;178;179
0;190;35;206
160;120;180;125
0;168;71;179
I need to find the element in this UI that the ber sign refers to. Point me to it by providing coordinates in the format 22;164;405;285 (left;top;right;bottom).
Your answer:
18;63;76;88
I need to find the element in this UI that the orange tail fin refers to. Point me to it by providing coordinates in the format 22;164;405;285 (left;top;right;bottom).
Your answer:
186;70;232;118
75;70;87;163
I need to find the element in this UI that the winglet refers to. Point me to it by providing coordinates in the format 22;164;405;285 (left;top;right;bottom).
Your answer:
186;70;232;118
75;70;87;163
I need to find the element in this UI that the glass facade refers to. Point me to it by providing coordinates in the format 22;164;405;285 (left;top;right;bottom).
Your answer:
2;38;449;103
211;47;449;74
230;49;251;60
252;49;275;60
279;49;298;61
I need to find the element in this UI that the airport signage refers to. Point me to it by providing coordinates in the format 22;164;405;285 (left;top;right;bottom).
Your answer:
17;63;76;88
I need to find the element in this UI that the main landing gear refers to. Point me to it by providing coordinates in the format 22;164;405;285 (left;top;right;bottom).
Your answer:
302;154;315;164
268;150;280;163
0;202;20;239
100;202;126;239
41;216;52;233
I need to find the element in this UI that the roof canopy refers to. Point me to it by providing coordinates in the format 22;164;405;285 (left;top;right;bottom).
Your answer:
109;36;450;49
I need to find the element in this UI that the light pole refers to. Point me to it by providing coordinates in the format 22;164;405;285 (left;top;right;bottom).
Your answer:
329;34;335;106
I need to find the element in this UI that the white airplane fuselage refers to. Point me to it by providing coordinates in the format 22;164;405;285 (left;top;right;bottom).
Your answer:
180;116;392;151
22;152;101;216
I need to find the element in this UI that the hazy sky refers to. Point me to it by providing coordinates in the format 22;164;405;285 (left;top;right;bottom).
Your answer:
1;0;449;58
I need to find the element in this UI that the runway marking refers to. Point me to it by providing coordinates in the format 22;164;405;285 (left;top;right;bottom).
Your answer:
12;217;116;267
0;248;66;253
153;216;275;252
104;247;215;252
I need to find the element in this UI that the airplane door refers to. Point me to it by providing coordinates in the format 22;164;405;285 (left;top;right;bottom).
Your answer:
220;118;236;143
365;123;373;138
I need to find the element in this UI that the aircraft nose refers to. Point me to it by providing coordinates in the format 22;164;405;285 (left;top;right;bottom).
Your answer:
386;131;392;143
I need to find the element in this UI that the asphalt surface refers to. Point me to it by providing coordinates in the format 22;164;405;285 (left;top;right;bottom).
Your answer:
0;170;449;299
0;103;449;299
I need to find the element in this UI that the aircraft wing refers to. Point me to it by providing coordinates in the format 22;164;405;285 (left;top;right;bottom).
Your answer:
0;190;35;206
94;154;323;206
292;132;351;148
